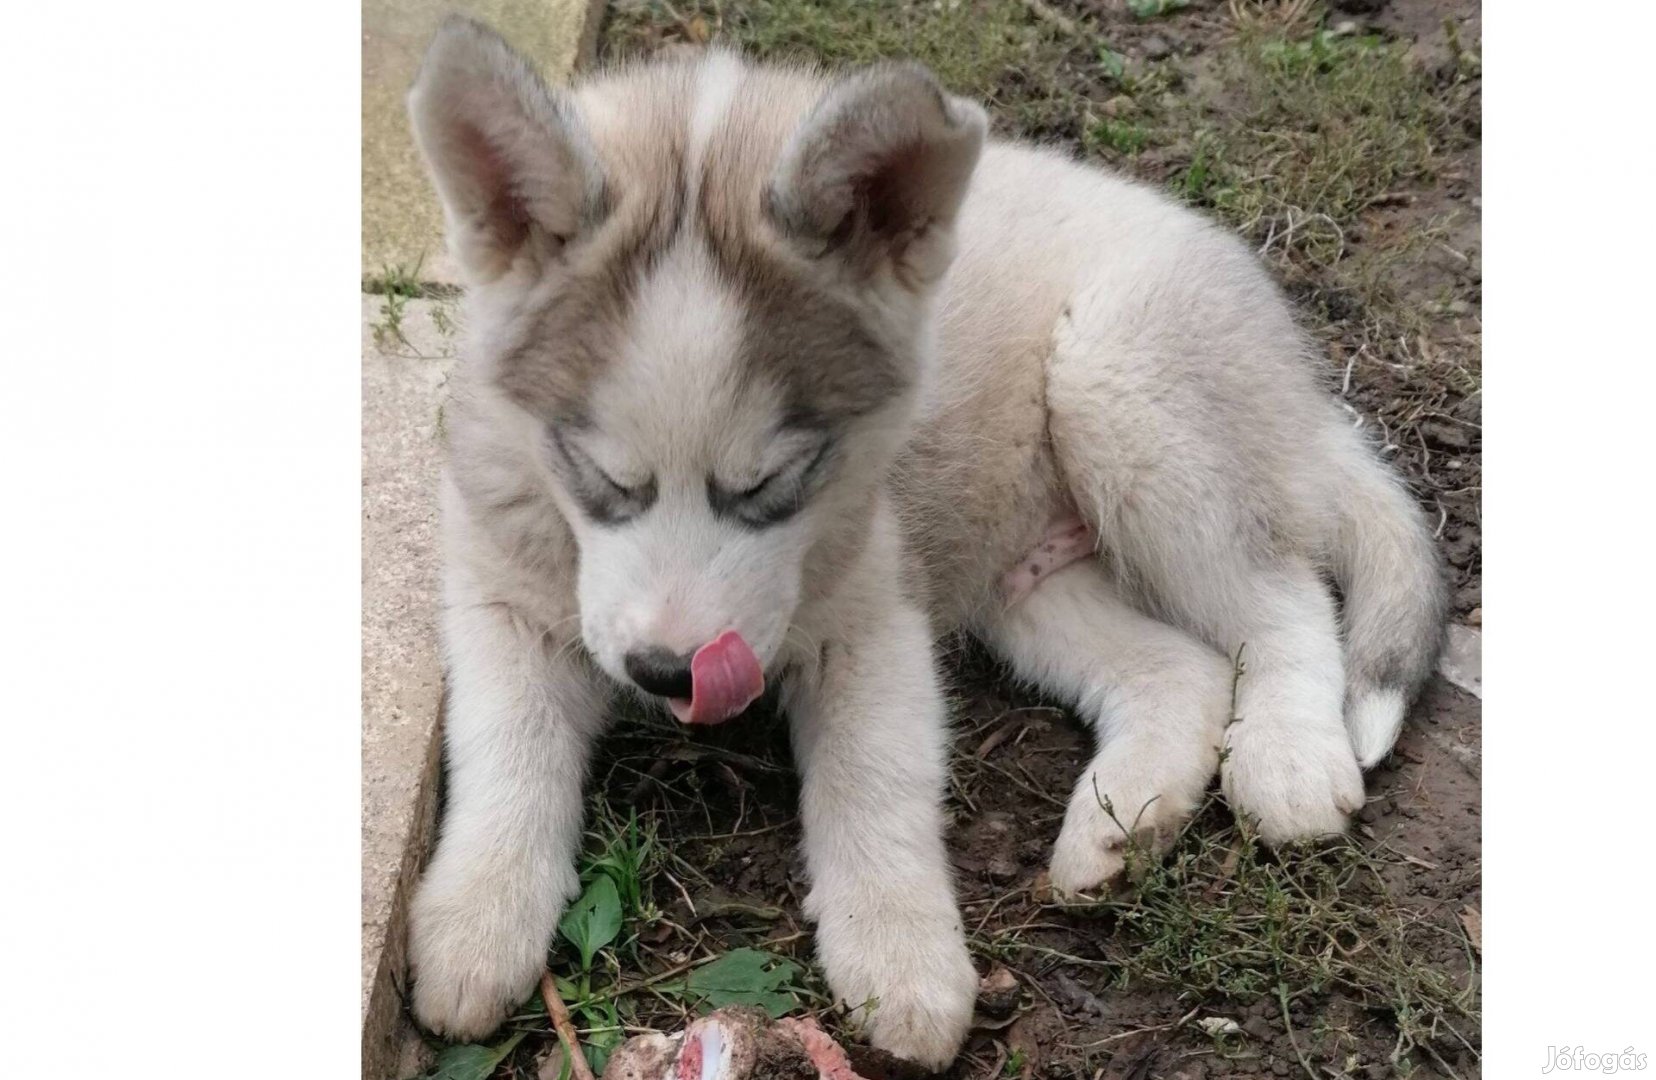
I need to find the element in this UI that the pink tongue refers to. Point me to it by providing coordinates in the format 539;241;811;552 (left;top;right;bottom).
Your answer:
668;630;764;725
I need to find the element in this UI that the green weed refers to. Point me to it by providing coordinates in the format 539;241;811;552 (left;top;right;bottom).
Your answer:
1096;45;1127;82
366;259;424;351
1194;28;1444;274
1085;115;1151;157
1128;0;1190;18
420;804;817;1079
1063;795;1480;1072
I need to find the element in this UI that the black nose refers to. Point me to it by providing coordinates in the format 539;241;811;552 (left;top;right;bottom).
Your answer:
624;647;694;698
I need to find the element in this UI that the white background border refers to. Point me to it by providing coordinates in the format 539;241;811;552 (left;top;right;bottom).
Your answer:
2;0;360;1073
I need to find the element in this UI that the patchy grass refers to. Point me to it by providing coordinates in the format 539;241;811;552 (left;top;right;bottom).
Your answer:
366;260;425;352
1068;799;1479;1073
1127;0;1191;18
1195;28;1445;274
1084;115;1151;157
604;0;1086;134
366;259;462;358
950;652;1477;1076
418;795;826;1079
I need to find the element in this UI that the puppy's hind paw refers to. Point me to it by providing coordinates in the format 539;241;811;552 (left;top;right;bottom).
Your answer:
1047;755;1210;896
1221;726;1363;846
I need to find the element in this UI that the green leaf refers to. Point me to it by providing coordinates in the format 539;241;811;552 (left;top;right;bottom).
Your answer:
684;948;804;1018
424;1031;525;1080
582;810;653;916
1096;46;1126;81
560;875;623;970
585;1028;622;1075
1127;0;1188;17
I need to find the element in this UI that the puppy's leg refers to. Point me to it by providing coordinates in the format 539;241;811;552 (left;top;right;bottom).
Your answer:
1205;557;1365;843
408;596;609;1041
784;585;975;1070
1120;544;1361;843
979;559;1232;893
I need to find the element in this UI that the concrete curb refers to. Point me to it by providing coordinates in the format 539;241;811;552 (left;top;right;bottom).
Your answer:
361;0;604;1071
361;296;457;1080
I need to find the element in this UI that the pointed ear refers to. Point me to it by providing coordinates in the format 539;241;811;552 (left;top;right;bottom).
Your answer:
766;63;987;290
407;17;608;284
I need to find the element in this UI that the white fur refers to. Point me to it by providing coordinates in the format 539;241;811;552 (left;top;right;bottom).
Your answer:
1347;688;1407;769
979;559;1233;892
782;507;977;1065
685;50;744;192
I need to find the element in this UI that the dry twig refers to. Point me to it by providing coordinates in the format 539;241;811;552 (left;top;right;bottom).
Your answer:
541;970;598;1080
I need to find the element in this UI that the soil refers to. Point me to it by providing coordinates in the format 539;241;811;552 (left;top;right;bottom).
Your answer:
563;651;1480;1080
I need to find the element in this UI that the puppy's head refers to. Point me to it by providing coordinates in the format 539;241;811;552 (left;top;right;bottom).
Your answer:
409;20;985;708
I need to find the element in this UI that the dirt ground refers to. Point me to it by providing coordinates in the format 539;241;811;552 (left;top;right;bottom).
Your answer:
544;663;1480;1080
410;2;1482;1078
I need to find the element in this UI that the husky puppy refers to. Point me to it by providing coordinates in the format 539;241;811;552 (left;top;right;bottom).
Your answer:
402;18;1445;1068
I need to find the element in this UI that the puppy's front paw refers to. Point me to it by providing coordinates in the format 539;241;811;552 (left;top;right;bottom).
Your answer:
819;908;976;1070
1221;717;1363;845
407;863;568;1042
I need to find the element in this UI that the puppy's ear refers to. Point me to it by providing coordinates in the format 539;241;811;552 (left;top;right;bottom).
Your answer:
766;63;986;290
407;17;608;283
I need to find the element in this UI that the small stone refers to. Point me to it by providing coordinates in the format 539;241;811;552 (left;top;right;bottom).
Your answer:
535;1046;568;1080
986;854;1020;883
1270;1058;1291;1076
1142;34;1172;60
1054;972;1107;1018
1421;419;1471;450
1101;94;1136;118
1357;802;1382;825
1329;19;1359;36
977;966;1021;1020
1468;606;1482;626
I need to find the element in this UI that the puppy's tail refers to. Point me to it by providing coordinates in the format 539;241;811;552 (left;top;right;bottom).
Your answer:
1330;446;1448;768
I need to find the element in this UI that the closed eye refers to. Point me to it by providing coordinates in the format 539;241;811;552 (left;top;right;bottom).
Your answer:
736;472;778;500
709;438;834;528
589;459;635;497
550;429;656;525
